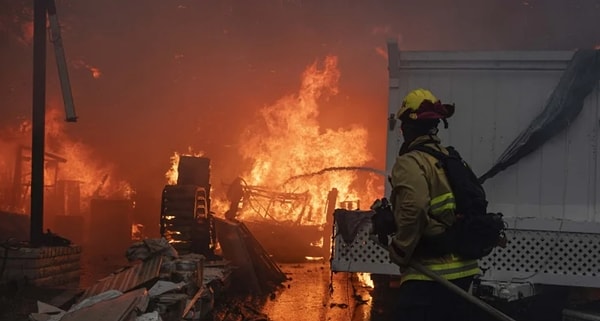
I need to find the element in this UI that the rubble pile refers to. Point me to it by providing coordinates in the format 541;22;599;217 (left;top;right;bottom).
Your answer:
28;239;233;321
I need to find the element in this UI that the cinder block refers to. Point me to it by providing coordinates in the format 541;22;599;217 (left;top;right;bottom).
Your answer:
33;270;81;288
0;245;82;288
3;253;80;269
1;260;80;280
0;246;81;259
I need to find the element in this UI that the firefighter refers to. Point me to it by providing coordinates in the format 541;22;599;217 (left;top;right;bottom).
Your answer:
389;88;480;321
224;177;245;221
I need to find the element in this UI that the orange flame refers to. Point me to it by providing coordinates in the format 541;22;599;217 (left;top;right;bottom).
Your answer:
165;148;204;185
237;56;381;225
45;109;132;203
0;119;31;212
357;272;374;288
0;7;33;45
0;107;132;213
90;67;102;79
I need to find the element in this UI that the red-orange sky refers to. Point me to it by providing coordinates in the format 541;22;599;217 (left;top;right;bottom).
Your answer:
1;0;599;234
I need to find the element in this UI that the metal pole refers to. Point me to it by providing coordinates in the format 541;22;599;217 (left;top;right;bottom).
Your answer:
385;40;402;198
31;0;48;246
47;0;77;122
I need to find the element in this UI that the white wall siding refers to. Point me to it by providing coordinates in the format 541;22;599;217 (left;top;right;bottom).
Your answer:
387;51;600;224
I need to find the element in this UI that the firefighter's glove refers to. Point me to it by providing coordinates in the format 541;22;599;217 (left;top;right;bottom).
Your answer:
368;232;390;248
370;198;396;246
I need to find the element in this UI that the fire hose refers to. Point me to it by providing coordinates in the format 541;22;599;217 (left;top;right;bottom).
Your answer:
370;199;517;320
408;260;519;321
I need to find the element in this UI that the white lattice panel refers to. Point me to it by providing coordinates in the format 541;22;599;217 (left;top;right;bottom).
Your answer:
331;221;400;275
480;230;600;287
331;221;600;287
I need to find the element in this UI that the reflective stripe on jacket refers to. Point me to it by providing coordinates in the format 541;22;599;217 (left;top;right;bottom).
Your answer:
401;255;480;283
388;134;480;283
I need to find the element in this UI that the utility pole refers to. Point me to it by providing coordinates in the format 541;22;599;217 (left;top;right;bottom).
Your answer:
31;0;48;246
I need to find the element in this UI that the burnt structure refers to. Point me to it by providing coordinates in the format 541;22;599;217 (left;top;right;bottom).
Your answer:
241;187;339;261
160;156;215;257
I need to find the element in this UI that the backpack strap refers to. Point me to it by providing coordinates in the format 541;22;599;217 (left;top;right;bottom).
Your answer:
406;144;454;228
409;144;450;170
411;145;445;159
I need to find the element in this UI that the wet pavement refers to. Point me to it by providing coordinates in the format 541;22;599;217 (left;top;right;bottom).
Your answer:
260;261;375;321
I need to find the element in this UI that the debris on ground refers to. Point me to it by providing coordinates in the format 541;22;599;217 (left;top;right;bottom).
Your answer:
27;238;233;321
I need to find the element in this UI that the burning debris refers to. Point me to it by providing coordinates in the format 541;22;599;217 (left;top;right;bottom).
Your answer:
156;57;385;262
172;57;384;261
237;56;381;228
240;56;375;225
0;108;132;215
165;149;205;187
161;155;215;257
0;107;139;255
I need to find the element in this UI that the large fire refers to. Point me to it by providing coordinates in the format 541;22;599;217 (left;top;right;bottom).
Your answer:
0;107;132;214
44;109;132;203
236;56;382;225
164;56;383;226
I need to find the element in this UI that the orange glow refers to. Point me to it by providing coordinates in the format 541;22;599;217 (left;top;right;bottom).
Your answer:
374;33;402;60
19;21;33;45
165;148;204;185
357;272;374;288
90;67;102;79
210;197;230;215
0;107;132;213
72;59;102;79
374;47;388;60
45;109;132;204
237;56;381;225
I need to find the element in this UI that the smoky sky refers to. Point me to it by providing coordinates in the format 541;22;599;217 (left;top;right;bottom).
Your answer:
1;0;599;206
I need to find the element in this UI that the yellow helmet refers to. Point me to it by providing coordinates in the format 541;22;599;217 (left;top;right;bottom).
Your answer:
396;88;439;119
